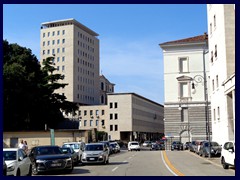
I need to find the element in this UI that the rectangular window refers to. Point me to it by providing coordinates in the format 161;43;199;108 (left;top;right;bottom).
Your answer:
62;66;65;72
102;110;105;115
52;31;55;36
96;110;99;115
78;110;81;116
47;41;50;46
181;108;188;122
213;15;216;28
57;31;60;35
213;109;216;122
48;32;50;37
101;120;105;126
217;107;220;120
90;110;93;116
57;48;60;53
84;120;87;126
62;56;65;62
114;113;118;120
115;125;118;131
216;75;219;88
90;120;93;127
210;23;212;34
52;40;55;45
110;125;113;131
62;39;65;44
179;82;188;98
179;57;189;73
43;33;45;38
212;79;215;91
62;30;65;35
110;114;113;120
57;39;60;44
47;49;50;54
57;57;60;62
114;102;118;108
110;102;113;108
52;49;55;55
84;110;87;116
96;120;98;126
43;50;45;55
215;45;217;57
211;51;213;63
43;41;45;46
56;66;59;71
62;48;65;53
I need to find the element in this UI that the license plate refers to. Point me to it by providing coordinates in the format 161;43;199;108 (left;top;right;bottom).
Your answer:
89;158;95;160
51;163;61;167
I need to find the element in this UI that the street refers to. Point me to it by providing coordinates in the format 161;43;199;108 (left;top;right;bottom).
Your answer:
35;148;235;176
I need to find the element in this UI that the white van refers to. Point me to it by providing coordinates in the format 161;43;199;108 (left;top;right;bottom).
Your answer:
62;142;85;163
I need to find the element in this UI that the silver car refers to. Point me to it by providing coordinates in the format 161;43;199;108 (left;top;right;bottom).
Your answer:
81;143;109;165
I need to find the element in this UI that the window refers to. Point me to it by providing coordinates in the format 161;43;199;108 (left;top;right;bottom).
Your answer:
47;41;50;46
79;120;82;127
62;30;65;35
96;110;99;116
78;110;81;116
210;23;212;34
213;109;216;122
52;49;55;54
110;114;113;120
110;103;113;108
62;66;65;72
43;33;45;38
216;75;219;88
62;56;65;62
179;82;189;98
84;120;87;126
57;48;60;53
52;40;55;45
179;57;189;73
101;120;105;126
114;102;118;108
96;120;98;126
56;66;59;71
90;110;93;116
101;82;104;90
47;49;50;54
57;31;60;35
217;107;220;120
52;31;55;36
90;120;93;127
84;110;87;116
211;51;213;63
214;45;217;57
57;39;60;44
43;41;45;46
181;108;188;122
62;39;65;44
57;57;60;62
102;110;105;115
114;113;118;120
213;15;216;28
212;79;215;91
48;32;50;37
43;50;45;55
115;125;118;131
110;125;113;131
62;48;65;53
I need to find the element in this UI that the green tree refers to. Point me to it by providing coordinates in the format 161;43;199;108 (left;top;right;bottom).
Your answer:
3;40;78;130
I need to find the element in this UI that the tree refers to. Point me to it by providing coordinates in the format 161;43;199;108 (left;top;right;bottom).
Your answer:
3;40;78;130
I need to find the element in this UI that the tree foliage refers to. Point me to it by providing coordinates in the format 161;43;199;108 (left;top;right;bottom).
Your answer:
3;40;78;131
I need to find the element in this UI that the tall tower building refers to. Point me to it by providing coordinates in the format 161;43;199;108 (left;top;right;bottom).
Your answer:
40;18;100;105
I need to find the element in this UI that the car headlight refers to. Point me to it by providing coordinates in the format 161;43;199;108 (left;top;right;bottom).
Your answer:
36;159;46;163
66;157;72;162
7;165;15;172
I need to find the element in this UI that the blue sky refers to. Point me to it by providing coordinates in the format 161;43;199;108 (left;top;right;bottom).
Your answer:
3;4;208;104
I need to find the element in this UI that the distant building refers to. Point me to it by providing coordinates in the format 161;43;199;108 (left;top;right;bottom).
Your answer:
40;18;100;105
207;4;235;144
99;74;115;105
77;93;164;142
159;34;211;144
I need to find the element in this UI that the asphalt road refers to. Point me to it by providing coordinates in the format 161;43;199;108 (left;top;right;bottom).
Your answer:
35;148;235;176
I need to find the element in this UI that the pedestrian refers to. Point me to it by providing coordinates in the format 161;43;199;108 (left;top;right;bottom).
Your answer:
18;139;25;149
24;140;28;153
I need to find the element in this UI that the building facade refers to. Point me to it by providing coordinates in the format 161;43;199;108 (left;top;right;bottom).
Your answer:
160;34;211;144
40;18;100;105
99;74;115;105
207;4;235;144
78;93;164;142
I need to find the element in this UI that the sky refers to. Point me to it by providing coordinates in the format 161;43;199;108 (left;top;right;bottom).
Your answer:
3;4;208;104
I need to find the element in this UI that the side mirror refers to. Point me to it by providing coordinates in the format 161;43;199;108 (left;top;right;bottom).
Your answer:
19;156;23;161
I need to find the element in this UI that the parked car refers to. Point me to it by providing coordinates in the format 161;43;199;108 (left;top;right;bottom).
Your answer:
60;147;78;165
150;143;165;151
171;141;183;151
99;141;112;155
110;142;120;153
28;145;73;175
62;142;85;163
3;148;32;176
199;141;222;157
184;142;191;150
81;143;109;165
142;141;152;147
189;141;198;152
3;157;7;176
128;141;140;151
195;140;207;155
221;141;235;169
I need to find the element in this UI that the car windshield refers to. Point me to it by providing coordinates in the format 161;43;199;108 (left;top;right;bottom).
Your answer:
62;144;80;150
36;147;62;155
3;151;17;161
205;142;219;147
85;144;103;151
131;143;139;145
61;148;71;153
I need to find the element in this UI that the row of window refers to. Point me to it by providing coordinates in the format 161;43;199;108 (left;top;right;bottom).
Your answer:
43;30;65;38
43;48;65;55
43;39;65;46
110;113;118;120
79;59;95;69
77;32;95;45
79;119;105;127
110;125;118;131
78;94;95;102
77;41;95;53
213;106;220;122
212;75;219;92
77;77;95;86
79;110;105;116
109;102;118;109
209;14;216;35
77;49;95;61
210;45;218;63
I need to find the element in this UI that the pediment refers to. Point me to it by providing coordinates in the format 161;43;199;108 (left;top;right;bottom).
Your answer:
176;75;192;81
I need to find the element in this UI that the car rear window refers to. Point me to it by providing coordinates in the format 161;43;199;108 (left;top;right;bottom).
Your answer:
131;143;139;145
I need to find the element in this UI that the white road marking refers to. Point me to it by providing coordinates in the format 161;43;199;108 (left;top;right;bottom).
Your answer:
112;166;119;172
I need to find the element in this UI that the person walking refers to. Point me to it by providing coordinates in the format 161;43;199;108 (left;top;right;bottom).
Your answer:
18;139;26;151
24;140;28;153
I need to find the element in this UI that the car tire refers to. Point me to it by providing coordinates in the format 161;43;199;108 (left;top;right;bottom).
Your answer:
222;157;229;169
32;163;39;175
16;169;21;176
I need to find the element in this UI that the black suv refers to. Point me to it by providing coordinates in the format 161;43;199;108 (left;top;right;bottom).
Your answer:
171;141;184;151
28;145;73;175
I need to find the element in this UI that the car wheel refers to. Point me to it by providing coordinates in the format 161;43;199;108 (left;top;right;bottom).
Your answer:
32;163;39;175
222;157;229;169
27;165;32;176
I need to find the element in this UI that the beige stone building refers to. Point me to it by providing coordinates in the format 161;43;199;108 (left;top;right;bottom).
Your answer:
40;18;100;105
99;74;115;105
78;93;164;142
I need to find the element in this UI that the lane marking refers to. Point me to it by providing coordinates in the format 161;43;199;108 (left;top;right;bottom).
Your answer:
161;151;185;176
123;160;127;162
112;166;119;172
